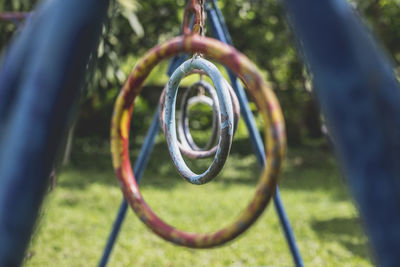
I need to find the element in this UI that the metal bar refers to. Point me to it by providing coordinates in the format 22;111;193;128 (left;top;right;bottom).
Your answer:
0;0;109;266
283;1;400;266
98;110;160;267
98;201;128;267
207;3;304;267
209;0;233;45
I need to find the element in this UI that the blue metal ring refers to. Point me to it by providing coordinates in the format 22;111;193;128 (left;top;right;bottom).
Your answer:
164;57;234;184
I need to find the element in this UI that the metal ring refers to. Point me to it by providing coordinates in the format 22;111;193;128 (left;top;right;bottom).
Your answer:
178;80;220;155
179;79;241;154
111;35;286;248
159;78;240;160
180;93;220;151
164;58;234;185
159;79;220;159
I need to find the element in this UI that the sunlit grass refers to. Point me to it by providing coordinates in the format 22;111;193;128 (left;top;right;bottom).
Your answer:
25;133;372;267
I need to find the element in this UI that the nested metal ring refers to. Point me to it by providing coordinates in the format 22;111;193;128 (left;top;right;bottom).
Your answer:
111;35;286;248
160;76;241;160
159;79;221;159
163;58;234;184
178;78;241;156
178;80;220;153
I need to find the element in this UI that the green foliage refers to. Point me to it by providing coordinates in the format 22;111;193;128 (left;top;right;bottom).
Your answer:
117;0;143;37
0;0;38;53
2;0;400;144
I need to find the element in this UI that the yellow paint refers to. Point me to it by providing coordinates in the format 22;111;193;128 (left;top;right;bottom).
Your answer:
148;52;159;66
110;96;124;169
206;40;228;60
184;36;192;51
157;44;168;57
120;109;130;140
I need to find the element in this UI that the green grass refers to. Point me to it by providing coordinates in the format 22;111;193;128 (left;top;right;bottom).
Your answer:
25;131;373;267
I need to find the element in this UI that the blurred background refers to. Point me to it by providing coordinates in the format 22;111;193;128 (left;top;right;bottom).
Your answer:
2;0;399;266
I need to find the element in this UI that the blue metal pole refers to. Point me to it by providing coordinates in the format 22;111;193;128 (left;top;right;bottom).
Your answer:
98;201;128;267
98;110;161;267
207;3;304;267
0;0;109;266
282;1;400;266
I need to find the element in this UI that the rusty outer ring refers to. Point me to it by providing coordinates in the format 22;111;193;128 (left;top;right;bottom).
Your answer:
110;35;286;248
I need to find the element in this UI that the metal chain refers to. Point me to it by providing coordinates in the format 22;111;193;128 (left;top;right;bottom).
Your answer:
183;0;206;36
199;0;206;36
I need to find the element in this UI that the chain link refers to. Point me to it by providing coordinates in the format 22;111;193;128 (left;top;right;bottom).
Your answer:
183;0;206;36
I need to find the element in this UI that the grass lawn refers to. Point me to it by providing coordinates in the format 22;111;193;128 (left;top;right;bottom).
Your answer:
25;129;373;266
